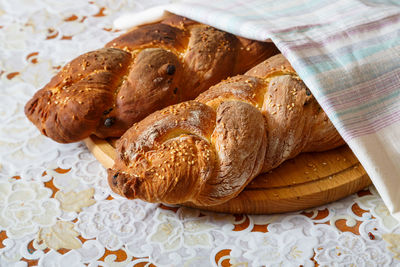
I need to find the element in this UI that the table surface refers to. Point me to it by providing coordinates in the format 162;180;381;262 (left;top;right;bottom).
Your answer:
0;1;399;266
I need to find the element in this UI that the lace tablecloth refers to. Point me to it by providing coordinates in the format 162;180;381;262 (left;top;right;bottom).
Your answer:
1;0;400;266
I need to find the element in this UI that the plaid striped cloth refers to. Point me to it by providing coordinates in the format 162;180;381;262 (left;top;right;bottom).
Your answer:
115;0;400;220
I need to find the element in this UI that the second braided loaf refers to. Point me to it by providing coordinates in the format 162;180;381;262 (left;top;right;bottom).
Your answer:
108;54;344;206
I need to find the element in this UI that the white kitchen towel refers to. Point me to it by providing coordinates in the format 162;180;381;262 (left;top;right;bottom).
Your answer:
115;0;400;220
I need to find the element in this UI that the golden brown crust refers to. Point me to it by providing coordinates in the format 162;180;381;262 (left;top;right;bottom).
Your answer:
95;48;184;138
109;101;217;203
160;12;198;29
25;14;279;143
200;101;267;204
180;25;237;100
105;23;188;53
108;54;345;206
25;48;132;143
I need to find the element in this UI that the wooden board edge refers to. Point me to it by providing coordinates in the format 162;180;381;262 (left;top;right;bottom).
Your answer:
185;172;371;214
84;136;115;169
83;135;372;214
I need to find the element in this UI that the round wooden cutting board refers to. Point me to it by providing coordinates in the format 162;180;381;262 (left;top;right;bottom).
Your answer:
84;135;371;214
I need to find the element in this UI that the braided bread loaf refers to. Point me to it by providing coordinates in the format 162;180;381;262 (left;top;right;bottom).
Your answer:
108;54;344;206
24;14;278;143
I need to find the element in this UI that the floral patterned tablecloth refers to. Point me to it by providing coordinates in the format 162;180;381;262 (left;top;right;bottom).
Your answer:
1;0;400;266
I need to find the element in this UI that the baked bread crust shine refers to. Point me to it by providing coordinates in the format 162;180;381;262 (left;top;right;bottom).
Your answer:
25;14;278;143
